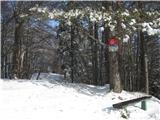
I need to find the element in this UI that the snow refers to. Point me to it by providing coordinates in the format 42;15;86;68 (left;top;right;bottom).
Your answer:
48;12;54;19
121;23;126;29
142;22;160;36
123;35;130;43
19;14;28;18
121;10;130;16
129;19;136;26
0;74;160;120
31;73;64;81
29;7;37;11
99;26;105;32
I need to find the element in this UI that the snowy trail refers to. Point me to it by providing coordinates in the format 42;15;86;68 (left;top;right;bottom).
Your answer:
0;79;160;120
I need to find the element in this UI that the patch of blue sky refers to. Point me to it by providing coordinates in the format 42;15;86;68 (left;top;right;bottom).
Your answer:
47;19;59;28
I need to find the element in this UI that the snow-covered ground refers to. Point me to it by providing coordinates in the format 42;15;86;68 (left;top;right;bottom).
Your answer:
0;73;160;120
31;72;64;81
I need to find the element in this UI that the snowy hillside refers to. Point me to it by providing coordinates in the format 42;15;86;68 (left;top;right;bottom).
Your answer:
0;75;160;120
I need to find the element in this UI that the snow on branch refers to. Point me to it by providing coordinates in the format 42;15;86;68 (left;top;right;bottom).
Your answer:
29;6;160;35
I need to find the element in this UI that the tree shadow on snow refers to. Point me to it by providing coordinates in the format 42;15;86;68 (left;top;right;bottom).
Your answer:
26;75;111;97
61;83;110;96
102;106;117;114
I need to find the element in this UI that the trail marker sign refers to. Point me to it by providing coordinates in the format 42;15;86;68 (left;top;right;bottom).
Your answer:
106;38;119;52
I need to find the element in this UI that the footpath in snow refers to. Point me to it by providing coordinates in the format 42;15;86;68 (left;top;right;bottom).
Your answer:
0;73;160;120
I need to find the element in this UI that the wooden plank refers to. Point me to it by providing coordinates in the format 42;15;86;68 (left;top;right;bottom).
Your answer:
113;95;152;109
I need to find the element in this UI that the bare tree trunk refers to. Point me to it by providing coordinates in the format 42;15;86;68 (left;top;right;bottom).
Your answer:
109;52;122;93
103;26;110;85
1;23;8;78
70;25;74;83
99;43;103;85
145;54;149;94
89;21;94;84
139;30;146;92
102;1;111;85
136;30;141;91
12;15;24;79
93;22;98;85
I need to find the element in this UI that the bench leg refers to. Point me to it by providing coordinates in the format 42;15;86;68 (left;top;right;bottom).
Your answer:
141;101;147;110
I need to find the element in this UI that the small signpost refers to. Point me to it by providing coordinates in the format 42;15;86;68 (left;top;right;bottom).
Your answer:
106;37;122;93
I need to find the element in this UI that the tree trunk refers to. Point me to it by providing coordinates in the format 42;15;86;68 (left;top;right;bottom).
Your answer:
12;16;24;79
139;30;146;92
145;54;149;94
109;52;122;93
103;26;110;84
70;25;74;83
93;22;98;85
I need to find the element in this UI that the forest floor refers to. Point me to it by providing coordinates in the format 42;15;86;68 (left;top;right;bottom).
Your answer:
0;73;160;120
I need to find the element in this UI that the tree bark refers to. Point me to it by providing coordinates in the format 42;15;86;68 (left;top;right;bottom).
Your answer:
109;52;122;93
93;22;98;85
145;54;149;94
139;30;146;92
70;25;74;83
103;26;110;84
12;17;24;78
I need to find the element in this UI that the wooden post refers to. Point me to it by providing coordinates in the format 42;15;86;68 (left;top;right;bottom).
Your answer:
141;101;146;110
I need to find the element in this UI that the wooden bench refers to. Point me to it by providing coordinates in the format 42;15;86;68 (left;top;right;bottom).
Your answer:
113;95;152;109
